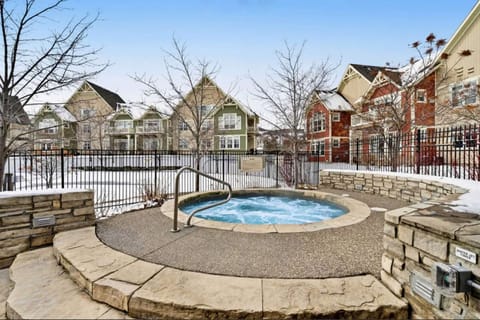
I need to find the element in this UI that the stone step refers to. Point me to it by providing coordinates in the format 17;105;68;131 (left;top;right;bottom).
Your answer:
0;269;13;320
53;227;408;319
6;247;132;319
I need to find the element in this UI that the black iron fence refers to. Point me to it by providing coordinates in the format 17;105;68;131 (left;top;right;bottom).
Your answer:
3;125;479;217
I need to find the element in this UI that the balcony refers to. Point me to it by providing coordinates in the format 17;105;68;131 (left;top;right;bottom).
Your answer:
351;113;374;128
136;126;163;134
247;126;257;134
107;127;135;135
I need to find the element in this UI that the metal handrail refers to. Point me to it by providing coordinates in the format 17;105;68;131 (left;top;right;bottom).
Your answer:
172;166;232;232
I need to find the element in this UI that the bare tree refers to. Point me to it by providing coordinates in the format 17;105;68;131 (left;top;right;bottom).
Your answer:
0;0;107;190
251;42;337;186
134;37;233;191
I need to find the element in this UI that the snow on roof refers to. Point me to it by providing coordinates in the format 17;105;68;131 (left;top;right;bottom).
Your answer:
315;90;354;112
50;104;76;122
26;104;76;122
115;103;161;120
23;105;43;120
398;54;437;87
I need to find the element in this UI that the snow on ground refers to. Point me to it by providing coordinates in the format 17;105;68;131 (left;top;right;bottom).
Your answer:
325;169;480;214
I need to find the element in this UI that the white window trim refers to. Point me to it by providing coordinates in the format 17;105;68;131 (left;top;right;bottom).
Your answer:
220;113;241;131
332;112;340;122
219;135;241;149
416;89;427;103
311;139;325;156
450;76;479;108
310;112;326;132
332;138;340;148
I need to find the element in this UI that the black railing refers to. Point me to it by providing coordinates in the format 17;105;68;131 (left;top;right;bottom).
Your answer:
4;125;480;217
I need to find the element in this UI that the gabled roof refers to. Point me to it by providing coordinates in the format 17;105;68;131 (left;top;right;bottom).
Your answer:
48;104;76;122
111;103;162;120
437;1;480;58
350;64;393;82
2;95;30;125
86;81;125;110
313;90;354;112
175;75;256;118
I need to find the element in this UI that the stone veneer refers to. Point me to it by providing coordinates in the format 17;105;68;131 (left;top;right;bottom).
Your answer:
0;189;95;268
319;170;480;319
318;170;466;203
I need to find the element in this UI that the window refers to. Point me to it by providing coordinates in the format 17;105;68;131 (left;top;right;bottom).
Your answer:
82;124;91;135
219;136;240;149
63;122;69;129
39;119;57;134
114;139;128;150
144;120;160;132
198;105;213;117
369;135;384;155
311;140;325;156
332;138;340;148
178;120;189;131
451;79;478;107
143;139;159;150
220;113;240;130
416;89;426;103
452;128;478;148
464;80;478;105
310;112;325;132
418;128;427;141
332;112;340;122
83;142;91;150
41;143;52;151
201;120;213;131
201;139;212;150
80;109;94;119
179;139;189;149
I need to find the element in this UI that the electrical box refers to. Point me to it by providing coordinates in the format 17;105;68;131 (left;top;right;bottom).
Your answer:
432;263;472;293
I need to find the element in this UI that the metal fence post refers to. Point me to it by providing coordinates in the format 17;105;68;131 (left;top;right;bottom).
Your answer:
276;151;279;187
222;150;225;183
416;129;421;174
61;148;65;189
154;149;158;194
355;138;359;171
4;173;13;191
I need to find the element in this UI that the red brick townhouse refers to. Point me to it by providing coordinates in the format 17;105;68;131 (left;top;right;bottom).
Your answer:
306;90;354;162
350;60;436;164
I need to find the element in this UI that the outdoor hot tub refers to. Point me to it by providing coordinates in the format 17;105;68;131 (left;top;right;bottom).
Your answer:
162;189;371;233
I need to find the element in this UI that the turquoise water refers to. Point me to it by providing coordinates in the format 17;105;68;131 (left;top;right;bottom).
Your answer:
180;195;347;225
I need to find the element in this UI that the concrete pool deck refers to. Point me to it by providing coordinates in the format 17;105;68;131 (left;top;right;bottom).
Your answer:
97;188;408;279
4;188;411;319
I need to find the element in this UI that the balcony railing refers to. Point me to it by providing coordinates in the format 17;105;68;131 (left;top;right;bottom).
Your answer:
107;127;135;134
136;126;163;134
351;113;374;127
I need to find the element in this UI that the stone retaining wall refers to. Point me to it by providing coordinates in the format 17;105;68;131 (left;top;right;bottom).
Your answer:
383;205;480;319
319;170;480;318
0;190;95;268
318;171;466;202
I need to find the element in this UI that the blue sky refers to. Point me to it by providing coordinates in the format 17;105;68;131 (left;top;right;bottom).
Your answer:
43;0;478;112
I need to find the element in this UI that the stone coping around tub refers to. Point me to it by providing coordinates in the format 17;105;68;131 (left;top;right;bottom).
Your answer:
47;227;408;319
161;188;371;233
